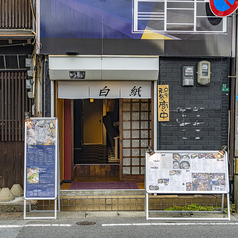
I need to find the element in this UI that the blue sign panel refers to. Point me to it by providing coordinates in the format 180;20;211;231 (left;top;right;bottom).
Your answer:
24;118;58;199
40;0;232;56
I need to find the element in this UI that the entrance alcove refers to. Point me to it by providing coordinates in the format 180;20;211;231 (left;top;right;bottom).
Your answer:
57;97;152;189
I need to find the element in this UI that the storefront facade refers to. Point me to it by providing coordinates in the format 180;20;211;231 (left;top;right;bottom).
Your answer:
47;55;158;183
37;0;233;187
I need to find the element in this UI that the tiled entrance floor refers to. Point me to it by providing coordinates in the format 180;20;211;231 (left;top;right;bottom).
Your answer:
35;177;226;212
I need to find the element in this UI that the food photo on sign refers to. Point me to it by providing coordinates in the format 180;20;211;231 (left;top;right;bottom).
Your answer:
27;168;39;184
172;153;190;170
26;119;56;145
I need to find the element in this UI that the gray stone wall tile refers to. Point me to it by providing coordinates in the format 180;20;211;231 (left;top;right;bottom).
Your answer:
157;57;229;151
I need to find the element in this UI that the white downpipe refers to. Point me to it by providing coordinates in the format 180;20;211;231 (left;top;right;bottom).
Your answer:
36;0;41;54
154;80;158;151
51;80;54;117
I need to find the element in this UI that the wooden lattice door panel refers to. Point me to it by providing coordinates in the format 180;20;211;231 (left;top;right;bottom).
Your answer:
0;71;32;141
121;99;151;178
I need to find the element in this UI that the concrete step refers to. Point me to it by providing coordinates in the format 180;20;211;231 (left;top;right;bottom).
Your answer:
36;191;226;212
0;190;227;212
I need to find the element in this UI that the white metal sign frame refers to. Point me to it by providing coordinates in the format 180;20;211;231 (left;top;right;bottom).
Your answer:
24;117;60;220
145;150;230;220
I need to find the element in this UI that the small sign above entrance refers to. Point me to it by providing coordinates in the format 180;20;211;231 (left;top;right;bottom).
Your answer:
69;71;86;79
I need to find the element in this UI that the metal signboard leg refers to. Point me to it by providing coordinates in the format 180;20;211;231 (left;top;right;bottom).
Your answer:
57;135;61;212
24;199;26;220
145;193;230;220
221;194;224;213
146;193;149;220
227;193;231;220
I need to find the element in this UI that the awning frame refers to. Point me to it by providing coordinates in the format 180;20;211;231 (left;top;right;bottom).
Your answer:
49;55;159;81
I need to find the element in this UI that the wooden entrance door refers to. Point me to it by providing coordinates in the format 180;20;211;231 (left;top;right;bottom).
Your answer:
120;99;151;181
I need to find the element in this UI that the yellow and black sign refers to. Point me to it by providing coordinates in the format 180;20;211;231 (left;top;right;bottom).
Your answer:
158;85;169;121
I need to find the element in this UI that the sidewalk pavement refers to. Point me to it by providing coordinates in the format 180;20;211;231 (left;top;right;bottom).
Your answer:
0;196;237;221
0;211;237;221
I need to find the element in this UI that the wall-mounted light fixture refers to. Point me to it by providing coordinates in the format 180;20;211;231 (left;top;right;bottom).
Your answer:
24;112;30;121
147;146;155;156
90;99;94;103
217;145;227;159
65;52;79;55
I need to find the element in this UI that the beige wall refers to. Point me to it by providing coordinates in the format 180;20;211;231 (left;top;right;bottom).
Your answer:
83;99;103;144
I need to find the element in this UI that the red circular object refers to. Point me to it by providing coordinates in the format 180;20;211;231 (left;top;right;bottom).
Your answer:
209;0;238;17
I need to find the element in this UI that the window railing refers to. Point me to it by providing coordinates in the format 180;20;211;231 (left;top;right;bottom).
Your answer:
0;71;32;142
0;0;34;29
133;0;227;33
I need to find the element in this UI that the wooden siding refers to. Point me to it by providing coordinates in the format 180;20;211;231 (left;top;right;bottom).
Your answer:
0;71;32;141
0;141;24;187
0;0;33;29
0;71;32;188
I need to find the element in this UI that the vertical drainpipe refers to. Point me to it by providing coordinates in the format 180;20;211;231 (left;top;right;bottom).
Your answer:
32;0;36;33
234;12;238;210
35;56;43;117
36;0;41;55
230;57;235;200
229;12;236;202
35;0;42;117
43;58;46;117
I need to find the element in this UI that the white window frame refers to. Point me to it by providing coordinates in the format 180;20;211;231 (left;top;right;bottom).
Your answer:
133;0;227;33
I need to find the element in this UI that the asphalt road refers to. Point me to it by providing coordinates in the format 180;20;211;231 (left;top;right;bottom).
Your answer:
1;211;238;238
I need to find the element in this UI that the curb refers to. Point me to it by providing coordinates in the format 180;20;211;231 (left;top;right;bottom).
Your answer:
0;197;37;212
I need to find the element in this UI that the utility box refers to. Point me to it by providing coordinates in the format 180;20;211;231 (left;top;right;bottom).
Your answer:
182;66;194;86
197;61;211;85
25;58;33;68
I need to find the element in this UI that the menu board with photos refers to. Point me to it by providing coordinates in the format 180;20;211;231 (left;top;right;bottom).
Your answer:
146;151;229;194
24;118;58;199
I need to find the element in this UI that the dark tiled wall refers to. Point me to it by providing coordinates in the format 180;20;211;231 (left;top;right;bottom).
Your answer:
158;57;230;150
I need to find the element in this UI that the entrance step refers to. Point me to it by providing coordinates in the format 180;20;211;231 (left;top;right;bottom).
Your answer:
74;145;109;164
36;191;226;212
74;164;119;177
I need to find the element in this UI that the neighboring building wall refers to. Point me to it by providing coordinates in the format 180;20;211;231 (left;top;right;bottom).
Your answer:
158;57;230;151
0;0;34;188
